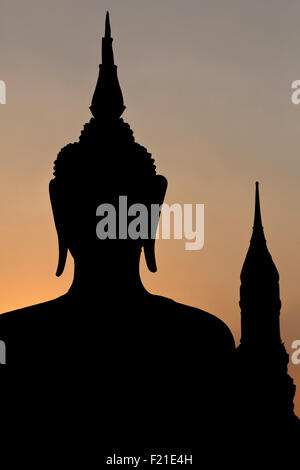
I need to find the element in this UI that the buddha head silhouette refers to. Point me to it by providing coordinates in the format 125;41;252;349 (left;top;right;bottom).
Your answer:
49;12;167;282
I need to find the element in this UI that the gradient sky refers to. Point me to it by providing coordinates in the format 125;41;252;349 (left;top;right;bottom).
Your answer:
1;0;300;417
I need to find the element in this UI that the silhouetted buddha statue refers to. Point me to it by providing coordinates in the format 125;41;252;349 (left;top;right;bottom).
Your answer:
0;13;235;448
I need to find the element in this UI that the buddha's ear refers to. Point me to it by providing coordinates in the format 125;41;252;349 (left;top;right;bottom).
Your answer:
143;175;168;273
49;180;68;277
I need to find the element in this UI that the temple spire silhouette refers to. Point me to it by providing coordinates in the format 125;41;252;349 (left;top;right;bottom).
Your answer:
240;182;281;344
90;11;125;119
236;182;298;440
252;181;265;241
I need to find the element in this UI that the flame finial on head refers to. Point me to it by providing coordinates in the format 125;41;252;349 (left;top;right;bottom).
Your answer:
90;11;125;119
105;11;111;38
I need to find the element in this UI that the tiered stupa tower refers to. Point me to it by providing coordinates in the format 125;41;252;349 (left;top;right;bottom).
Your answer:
236;183;298;444
240;182;282;345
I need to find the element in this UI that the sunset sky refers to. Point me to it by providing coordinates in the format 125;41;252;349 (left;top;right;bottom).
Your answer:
1;0;300;417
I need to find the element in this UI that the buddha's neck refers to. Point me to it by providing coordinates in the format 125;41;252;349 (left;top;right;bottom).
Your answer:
68;256;148;300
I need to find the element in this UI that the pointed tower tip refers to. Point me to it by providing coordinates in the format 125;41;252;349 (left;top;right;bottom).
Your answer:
253;181;263;232
105;11;111;38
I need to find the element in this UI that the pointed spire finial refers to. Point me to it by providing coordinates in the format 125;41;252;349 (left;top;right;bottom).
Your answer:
105;11;111;38
254;181;263;229
251;181;265;242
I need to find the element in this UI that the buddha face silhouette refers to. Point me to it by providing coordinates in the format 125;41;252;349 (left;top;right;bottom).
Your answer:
49;174;167;277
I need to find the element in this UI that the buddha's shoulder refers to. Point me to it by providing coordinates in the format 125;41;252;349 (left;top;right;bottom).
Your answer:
0;293;235;349
151;294;235;349
0;296;66;328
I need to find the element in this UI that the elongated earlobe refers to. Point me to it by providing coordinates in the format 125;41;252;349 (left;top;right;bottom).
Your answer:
49;180;68;277
55;239;68;277
143;175;168;273
144;238;157;273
